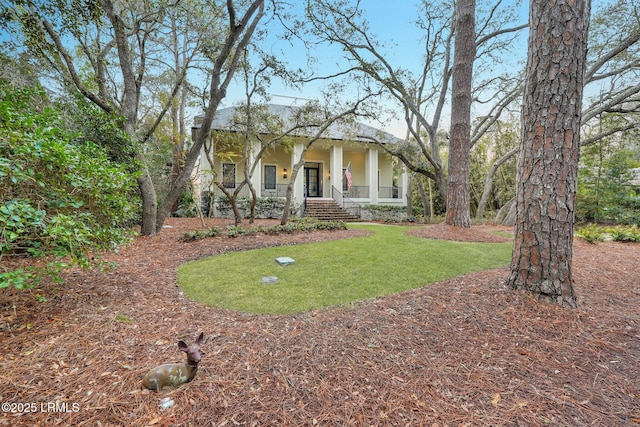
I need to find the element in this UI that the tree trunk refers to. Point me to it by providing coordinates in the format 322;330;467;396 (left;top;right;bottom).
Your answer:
405;173;413;219
137;157;158;236
506;0;590;307
169;101;182;214
415;175;430;223
155;0;265;232
445;0;475;228
169;18;183;214
476;147;518;220
425;128;447;199
281;158;306;225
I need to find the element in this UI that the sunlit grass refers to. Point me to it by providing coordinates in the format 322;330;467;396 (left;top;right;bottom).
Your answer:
178;224;512;314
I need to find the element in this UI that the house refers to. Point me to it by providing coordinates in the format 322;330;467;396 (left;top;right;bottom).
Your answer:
193;104;408;219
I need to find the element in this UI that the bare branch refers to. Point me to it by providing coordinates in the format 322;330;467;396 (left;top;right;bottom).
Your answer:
475;23;528;49
585;27;640;83
581;121;640;146
38;12;113;113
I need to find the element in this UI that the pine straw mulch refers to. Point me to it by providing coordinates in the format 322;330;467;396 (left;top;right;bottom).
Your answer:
1;218;639;427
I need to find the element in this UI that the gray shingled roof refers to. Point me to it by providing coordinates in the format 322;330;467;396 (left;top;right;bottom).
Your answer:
194;104;402;145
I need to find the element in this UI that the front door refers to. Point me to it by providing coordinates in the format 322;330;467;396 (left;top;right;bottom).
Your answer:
304;165;320;197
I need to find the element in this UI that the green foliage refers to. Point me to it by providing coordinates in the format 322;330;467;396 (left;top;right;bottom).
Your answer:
361;204;422;222
576;224;640;243
0;82;138;288
577;119;640;225
225;225;247;238
59;95;138;167
0;268;35;290
171;185;199;218
575;223;606;243
211;196;299;218
180;218;346;242
608;225;640;242
180;226;222;242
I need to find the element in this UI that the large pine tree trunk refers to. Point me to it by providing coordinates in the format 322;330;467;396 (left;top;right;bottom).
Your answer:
445;0;475;228
506;0;591;307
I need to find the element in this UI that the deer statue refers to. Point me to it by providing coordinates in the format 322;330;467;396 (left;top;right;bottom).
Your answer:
142;332;204;392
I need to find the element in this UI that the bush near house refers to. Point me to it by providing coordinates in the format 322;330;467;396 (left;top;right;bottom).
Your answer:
180;218;347;242
201;194;299;219
359;204;424;222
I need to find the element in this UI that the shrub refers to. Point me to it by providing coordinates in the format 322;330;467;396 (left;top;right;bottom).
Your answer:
360;204;423;222
575;224;640;244
575;224;605;243
212;196;299;219
179;219;346;241
0;82;138;289
180;227;222;242
225;225;247;238
608;225;640;242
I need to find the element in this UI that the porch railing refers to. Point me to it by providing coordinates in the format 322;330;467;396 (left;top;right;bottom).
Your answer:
210;183;253;199
211;183;402;203
332;186;361;218
378;186;403;199
261;184;289;198
342;185;369;199
209;183;293;199
341;186;403;199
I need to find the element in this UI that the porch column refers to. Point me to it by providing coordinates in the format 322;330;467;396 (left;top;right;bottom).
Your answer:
330;145;343;196
367;147;379;204
400;164;409;206
250;140;262;196
292;143;305;205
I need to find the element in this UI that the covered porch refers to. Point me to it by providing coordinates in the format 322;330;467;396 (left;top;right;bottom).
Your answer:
202;141;407;214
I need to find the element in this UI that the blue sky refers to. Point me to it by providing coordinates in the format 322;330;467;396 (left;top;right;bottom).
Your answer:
221;0;530;137
0;1;530;138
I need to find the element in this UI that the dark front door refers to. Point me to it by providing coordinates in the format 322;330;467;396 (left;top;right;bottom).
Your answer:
305;166;320;197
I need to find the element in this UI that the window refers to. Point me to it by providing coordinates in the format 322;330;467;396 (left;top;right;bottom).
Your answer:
264;165;276;190
222;163;236;188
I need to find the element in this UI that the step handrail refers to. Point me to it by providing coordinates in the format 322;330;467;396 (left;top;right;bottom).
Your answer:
331;186;361;218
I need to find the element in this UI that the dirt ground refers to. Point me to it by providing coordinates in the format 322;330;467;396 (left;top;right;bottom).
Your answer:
1;218;639;426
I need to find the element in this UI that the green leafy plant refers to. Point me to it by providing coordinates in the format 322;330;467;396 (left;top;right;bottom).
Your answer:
180;220;347;241
225;225;247;238
0;82;138;288
608;225;640;242
575;224;640;243
180;227;222;242
213;196;299;219
575;223;606;243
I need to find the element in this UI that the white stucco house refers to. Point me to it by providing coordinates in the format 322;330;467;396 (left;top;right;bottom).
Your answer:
193;104;407;219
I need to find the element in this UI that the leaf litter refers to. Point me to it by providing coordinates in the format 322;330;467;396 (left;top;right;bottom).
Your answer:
1;218;638;426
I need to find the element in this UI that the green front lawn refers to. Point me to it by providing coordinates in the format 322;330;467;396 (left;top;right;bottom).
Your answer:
178;224;513;314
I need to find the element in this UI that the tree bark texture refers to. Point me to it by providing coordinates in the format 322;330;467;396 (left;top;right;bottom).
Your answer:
446;0;475;228
506;0;590;307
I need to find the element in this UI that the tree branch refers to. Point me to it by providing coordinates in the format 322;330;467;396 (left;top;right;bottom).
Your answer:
38;12;113;113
